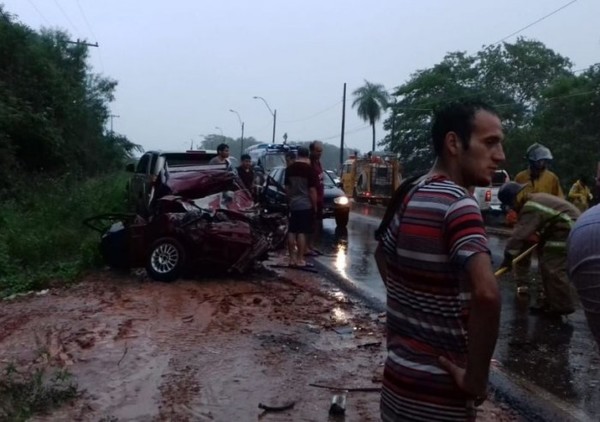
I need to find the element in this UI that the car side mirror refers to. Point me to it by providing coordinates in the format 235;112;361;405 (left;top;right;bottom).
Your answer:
125;163;135;173
337;182;343;189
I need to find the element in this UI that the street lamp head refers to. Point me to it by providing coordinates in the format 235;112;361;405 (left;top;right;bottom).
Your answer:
252;96;259;99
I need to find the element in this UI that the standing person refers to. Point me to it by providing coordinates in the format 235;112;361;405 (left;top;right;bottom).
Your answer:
568;175;593;212
375;100;503;421
512;143;564;295
307;140;325;256
499;182;580;315
209;143;230;165
514;143;564;198
284;147;318;267
568;204;600;348
285;150;296;167
236;154;254;191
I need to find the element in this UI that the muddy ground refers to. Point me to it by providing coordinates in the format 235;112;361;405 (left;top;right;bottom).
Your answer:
0;253;522;421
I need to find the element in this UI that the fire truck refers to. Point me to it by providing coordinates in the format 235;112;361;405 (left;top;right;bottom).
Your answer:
341;152;402;205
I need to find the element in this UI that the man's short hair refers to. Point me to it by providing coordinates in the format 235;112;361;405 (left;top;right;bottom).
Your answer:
297;146;309;158
241;154;251;161
309;140;323;152
217;143;229;153
431;100;498;156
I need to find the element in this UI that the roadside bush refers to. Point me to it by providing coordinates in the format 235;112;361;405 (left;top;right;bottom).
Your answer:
0;172;128;297
0;363;78;421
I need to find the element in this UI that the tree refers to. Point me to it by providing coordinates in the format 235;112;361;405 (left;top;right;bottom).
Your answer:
381;39;574;177
534;65;600;187
352;80;390;152
0;6;139;197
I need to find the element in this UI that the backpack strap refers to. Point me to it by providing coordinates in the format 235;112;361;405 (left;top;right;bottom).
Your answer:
374;174;424;241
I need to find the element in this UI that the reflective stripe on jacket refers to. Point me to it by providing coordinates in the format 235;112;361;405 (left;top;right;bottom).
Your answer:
506;193;580;256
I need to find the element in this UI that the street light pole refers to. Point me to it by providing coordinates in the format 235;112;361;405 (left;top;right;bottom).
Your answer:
253;96;276;143
229;109;245;154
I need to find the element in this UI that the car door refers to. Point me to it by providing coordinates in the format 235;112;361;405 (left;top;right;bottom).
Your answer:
264;168;287;212
129;153;152;214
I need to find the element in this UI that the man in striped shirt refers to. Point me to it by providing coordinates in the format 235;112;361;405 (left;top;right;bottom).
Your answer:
375;101;504;421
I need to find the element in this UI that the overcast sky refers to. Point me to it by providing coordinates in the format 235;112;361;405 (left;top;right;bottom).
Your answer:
3;0;599;154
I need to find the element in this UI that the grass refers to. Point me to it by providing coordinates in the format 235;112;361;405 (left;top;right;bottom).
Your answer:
0;363;79;421
0;172;129;297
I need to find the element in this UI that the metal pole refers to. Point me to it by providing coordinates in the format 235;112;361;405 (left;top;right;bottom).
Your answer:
241;122;245;153
229;109;244;155
253;96;276;143
272;109;277;144
340;83;346;169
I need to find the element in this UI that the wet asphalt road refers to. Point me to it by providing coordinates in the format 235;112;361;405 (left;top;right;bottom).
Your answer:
313;202;600;419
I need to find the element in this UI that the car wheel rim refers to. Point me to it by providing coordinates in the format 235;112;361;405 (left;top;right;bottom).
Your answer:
151;243;179;274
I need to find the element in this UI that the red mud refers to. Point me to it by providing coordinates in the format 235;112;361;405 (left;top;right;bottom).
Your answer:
0;254;522;421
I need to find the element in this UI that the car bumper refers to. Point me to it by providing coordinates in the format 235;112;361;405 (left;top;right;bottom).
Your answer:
322;204;350;219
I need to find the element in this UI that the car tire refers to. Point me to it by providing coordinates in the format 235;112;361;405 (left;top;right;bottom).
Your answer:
146;237;186;282
334;210;350;228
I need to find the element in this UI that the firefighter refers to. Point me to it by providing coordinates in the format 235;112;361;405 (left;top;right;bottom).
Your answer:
499;182;580;315
514;143;564;198
568;175;593;212
512;143;564;294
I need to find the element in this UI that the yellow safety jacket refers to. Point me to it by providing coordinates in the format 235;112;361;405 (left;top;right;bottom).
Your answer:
514;169;564;199
506;193;580;256
568;180;592;212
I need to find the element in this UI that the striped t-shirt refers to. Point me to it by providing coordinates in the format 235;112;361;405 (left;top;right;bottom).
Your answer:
379;176;490;421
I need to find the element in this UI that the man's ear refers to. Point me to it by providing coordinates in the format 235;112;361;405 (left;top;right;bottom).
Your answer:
445;131;461;156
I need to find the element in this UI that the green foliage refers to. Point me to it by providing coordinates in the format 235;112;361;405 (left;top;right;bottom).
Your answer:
0;363;78;421
536;65;600;186
383;38;577;178
0;6;141;199
352;80;390;152
0;172;128;297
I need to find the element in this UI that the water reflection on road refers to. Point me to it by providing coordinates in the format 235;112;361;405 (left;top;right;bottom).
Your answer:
314;204;600;417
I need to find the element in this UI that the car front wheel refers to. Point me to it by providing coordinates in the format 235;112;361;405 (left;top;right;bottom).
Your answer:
146;237;186;282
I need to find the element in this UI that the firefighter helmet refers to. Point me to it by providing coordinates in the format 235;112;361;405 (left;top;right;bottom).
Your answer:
525;143;553;162
498;182;527;207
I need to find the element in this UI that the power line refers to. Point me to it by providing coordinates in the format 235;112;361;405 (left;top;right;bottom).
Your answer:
281;100;342;123
26;0;50;25
75;0;104;73
319;124;370;142
75;0;97;41
52;0;81;35
491;0;578;45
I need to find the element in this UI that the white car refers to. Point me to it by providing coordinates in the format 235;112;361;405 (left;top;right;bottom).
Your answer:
473;170;510;213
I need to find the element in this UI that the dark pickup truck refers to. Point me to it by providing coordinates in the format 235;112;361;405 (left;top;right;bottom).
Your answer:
126;149;219;216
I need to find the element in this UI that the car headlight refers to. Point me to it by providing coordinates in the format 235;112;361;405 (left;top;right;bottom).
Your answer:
334;196;349;205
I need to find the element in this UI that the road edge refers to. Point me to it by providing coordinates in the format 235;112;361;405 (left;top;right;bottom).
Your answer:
312;257;593;422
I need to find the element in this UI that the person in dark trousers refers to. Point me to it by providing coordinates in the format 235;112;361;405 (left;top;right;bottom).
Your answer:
307;140;324;256
376;100;504;421
284;147;318;267
237;154;254;192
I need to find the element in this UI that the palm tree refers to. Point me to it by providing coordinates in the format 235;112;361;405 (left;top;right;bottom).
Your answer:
352;81;390;152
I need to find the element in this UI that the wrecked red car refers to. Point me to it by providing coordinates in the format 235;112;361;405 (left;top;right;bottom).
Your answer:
85;168;288;282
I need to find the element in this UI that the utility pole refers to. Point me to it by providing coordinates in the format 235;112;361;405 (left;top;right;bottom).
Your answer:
65;39;99;48
109;114;120;134
340;83;347;170
272;109;277;144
